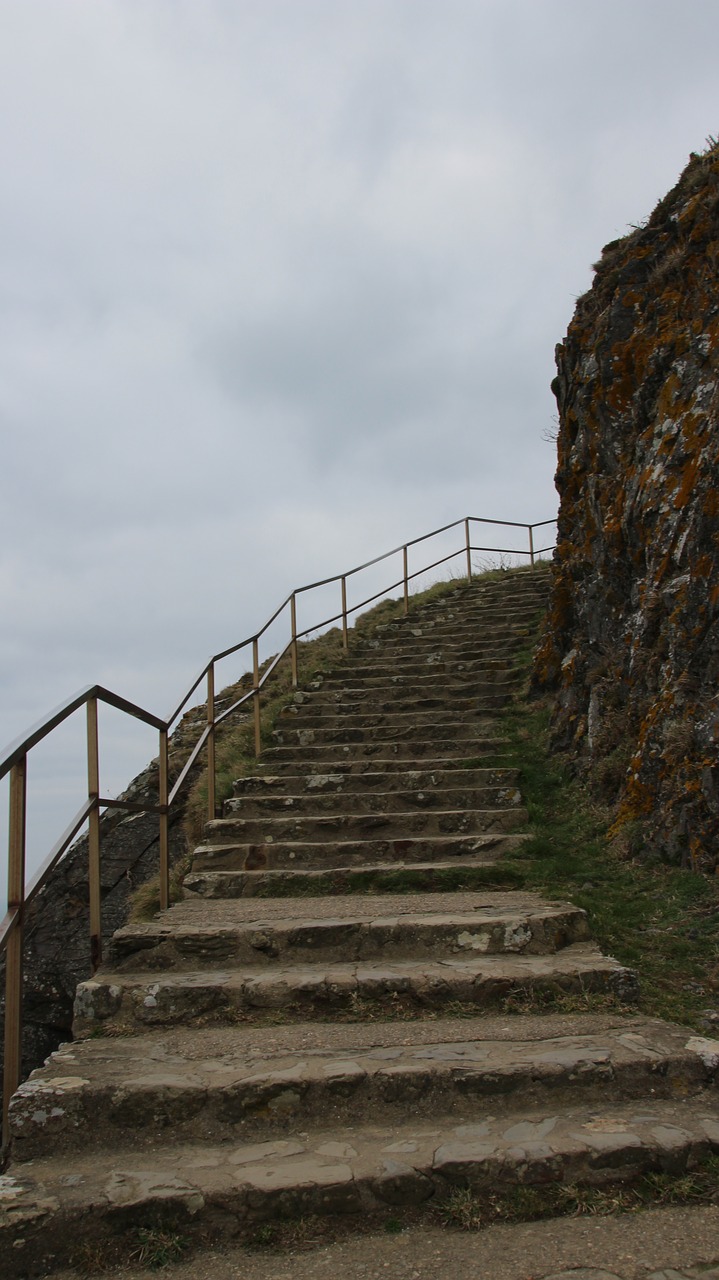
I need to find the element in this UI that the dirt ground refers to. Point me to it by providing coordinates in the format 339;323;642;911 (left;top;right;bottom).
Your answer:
50;1205;719;1280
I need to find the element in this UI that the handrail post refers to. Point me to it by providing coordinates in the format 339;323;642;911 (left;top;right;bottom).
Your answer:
206;664;216;822
158;728;169;911
3;755;27;1147
465;518;472;580
528;524;535;566
290;594;299;688
403;546;409;616
252;638;262;756
86;697;102;973
341;577;348;653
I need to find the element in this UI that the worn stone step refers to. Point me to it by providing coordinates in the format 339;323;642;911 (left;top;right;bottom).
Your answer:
357;636;532;662
183;857;525;899
315;656;519;681
9;1092;711;1273
191;831;527;873
204;805;527;848
11;1015;716;1162
415;602;547;622
231;765;520;798
275;700;512;730
231;766;520;797
318;651;517;673
223;783;523;820
281;688;518;716
260;743;508;768
383;595;547;618
369;621;535;645
334;637;528;662
270;722;499;749
309;670;519;694
365;628;533;652
108;892;588;970
73;941;637;1035
261;736;505;763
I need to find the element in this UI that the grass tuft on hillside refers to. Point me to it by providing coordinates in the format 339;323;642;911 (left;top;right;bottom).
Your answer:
496;682;719;1030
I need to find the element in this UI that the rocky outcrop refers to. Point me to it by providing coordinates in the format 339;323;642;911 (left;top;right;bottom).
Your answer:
536;140;719;869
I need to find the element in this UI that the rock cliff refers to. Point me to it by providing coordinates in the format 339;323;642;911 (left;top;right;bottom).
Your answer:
536;139;719;870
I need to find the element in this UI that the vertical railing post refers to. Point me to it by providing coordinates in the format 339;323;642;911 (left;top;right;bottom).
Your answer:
341;576;349;653
86;697;102;973
465;518;472;581
206;664;216;822
528;524;535;566
3;755;27;1147
158;727;169;911
403;546;409;616
253;637;262;756
290;594;299;688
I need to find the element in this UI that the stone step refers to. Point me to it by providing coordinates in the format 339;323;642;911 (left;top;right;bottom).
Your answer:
275;700;512;730
358;633;532;659
260;740;507;765
191;831;527;873
270;722;498;749
309;668;519;691
231;765;520;798
344;631;531;656
369;619;535;643
317;651;521;676
109;892;588;969
8;1093;710;1272
363;628;533;653
183;857;525;899
73;942;637;1035
10;1015;714;1162
250;753;511;779
384;594;549;617
283;686;519;714
223;783;523;819
204;805;527;847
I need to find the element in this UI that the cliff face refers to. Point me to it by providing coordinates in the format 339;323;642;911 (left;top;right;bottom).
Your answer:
537;141;719;869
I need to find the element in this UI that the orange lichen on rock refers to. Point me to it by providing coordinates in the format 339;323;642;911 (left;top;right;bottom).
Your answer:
536;140;719;870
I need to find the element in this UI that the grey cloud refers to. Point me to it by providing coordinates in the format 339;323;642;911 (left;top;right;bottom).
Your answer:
2;0;719;868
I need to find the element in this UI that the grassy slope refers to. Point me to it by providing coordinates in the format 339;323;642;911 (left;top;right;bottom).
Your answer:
497;651;719;1030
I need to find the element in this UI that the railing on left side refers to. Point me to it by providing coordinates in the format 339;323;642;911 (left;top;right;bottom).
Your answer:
0;513;557;1146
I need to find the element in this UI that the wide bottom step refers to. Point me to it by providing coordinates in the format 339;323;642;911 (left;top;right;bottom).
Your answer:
5;1096;719;1276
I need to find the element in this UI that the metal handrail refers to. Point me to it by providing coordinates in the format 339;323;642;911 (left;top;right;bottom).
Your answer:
0;513;556;1144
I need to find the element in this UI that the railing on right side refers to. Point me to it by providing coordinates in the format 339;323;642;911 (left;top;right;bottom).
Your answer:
0;513;556;1146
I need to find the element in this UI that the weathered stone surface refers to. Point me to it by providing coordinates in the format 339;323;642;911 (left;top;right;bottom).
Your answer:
10;1016;715;1161
536;142;719;869
71;942;637;1034
107;891;588;969
4;1097;719;1274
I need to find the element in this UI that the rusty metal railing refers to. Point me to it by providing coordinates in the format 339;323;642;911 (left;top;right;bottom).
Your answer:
0;514;556;1143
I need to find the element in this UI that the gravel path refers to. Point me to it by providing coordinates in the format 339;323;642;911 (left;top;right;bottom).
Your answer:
49;1206;719;1280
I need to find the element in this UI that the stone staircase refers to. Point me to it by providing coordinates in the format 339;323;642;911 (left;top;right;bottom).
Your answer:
3;567;719;1275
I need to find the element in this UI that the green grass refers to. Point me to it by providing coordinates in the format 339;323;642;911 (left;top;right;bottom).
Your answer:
491;693;719;1028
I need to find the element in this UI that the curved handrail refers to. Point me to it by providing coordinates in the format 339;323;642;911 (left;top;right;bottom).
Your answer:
1;513;556;1145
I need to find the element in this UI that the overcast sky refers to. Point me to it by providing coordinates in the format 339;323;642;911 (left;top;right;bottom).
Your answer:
2;0;719;871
